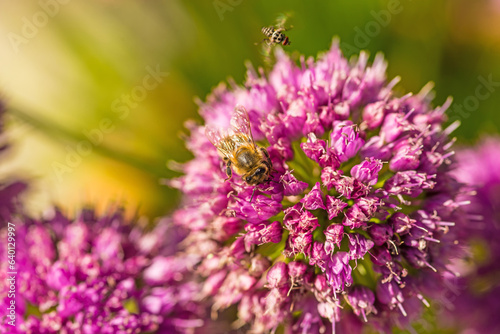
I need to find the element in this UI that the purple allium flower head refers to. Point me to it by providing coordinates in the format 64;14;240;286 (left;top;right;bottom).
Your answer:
169;40;466;332
0;208;205;334
439;138;500;333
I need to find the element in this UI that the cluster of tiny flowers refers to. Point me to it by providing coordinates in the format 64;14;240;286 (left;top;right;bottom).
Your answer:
170;40;466;333
439;138;500;333
0;208;205;334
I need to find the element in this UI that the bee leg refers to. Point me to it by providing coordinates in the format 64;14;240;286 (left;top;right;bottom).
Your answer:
255;38;267;46
224;160;232;181
261;147;270;159
249;187;256;203
260;148;274;174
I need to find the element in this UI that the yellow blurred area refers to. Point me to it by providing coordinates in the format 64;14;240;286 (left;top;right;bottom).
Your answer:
0;1;198;218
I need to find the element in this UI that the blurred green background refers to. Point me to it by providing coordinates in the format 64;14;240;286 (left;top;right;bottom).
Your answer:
0;0;499;220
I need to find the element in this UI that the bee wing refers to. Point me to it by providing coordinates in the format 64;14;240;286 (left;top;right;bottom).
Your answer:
275;12;293;30
231;105;257;148
205;126;236;159
275;13;287;28
205;126;222;146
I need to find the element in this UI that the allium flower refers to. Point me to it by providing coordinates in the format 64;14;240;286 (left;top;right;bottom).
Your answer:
169;40;465;333
441;138;500;333
0;208;204;333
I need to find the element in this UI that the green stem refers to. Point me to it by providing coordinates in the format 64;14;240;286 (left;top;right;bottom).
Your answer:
9;108;167;178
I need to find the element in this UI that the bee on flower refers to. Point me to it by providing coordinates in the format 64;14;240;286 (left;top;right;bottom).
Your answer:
205;105;273;186
170;39;467;333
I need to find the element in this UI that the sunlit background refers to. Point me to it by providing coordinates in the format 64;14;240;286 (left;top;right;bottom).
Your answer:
1;0;499;221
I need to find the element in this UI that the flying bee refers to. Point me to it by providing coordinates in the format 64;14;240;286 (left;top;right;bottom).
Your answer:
260;25;291;47
205;106;272;186
256;14;293;66
258;13;292;47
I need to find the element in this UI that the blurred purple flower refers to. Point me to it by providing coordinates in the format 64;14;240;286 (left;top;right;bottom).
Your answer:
0;181;27;221
0;208;204;334
440;138;500;333
168;40;466;333
0;102;28;222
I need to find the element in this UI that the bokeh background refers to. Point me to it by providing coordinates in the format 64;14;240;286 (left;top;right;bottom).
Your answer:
1;0;499;221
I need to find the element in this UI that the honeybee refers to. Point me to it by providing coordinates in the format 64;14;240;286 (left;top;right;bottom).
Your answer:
257;14;292;48
260;26;291;47
205;106;272;186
